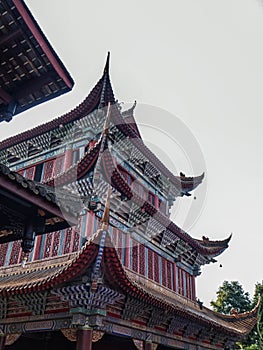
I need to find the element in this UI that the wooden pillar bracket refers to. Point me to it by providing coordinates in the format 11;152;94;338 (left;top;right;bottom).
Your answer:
53;284;124;311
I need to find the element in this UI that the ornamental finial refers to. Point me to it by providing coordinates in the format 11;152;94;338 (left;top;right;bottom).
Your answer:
103;52;110;75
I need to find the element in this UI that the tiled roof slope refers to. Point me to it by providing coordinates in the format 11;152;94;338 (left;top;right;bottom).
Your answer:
0;230;257;337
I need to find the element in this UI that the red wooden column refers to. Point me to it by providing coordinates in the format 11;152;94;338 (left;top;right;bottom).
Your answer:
144;341;152;350
0;336;5;350
76;329;92;350
85;211;95;238
64;144;73;171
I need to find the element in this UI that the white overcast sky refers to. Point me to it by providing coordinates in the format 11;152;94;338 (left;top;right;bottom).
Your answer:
1;0;263;306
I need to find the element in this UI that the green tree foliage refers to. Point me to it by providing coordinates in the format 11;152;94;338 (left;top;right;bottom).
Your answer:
211;281;251;314
211;281;263;349
251;282;263;349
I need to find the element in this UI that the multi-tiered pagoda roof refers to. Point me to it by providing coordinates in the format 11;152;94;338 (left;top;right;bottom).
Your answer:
0;52;258;349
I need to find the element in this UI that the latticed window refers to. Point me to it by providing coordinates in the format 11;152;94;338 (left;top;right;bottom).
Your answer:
183;271;187;297
25;166;36;180
167;261;173;289
52;231;61;257
44;233;53;258
153;252;159;283
17;166;36;179
54;156;64;176
177;267;183;295
72;227;80;252
139;244;145;275
63;228;73;254
132;240;139;272
0;243;8;266
148;249;154;280
42;159;55;181
162;257;167;287
9;241;21;265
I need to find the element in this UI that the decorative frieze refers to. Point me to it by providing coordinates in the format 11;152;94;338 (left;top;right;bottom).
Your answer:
147;309;170;328
0;297;7;319
167;317;188;334
145;218;164;238
5;333;21;345
52;284;124;311
161;229;179;247
122;296;150;321
61;328;105;343
12;291;48;316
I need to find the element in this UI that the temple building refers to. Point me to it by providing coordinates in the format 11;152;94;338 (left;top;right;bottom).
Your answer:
0;1;258;350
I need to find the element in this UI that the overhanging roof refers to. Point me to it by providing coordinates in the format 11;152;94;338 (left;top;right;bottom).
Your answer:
0;0;74;122
0;162;79;244
0;230;257;339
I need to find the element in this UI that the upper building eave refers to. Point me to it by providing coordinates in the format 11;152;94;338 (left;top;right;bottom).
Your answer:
0;0;74;122
0;55;203;197
99;141;228;258
0;162;79;229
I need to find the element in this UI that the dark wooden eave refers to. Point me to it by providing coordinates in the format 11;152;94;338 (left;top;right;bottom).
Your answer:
44;138;101;187
0;163;79;243
0;0;74;122
110;103;205;191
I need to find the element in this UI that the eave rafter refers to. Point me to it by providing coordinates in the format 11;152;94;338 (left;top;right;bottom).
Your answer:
0;0;74;122
0;28;23;46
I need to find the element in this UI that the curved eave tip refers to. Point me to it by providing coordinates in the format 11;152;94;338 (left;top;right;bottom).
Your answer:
194;172;205;184
226;233;233;245
104;52;110;74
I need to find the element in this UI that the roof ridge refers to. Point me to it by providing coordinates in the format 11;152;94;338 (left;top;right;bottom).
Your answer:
0;252;76;277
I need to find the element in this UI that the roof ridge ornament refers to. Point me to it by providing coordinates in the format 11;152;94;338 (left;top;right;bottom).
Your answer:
99;52;111;107
103;51;110;75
